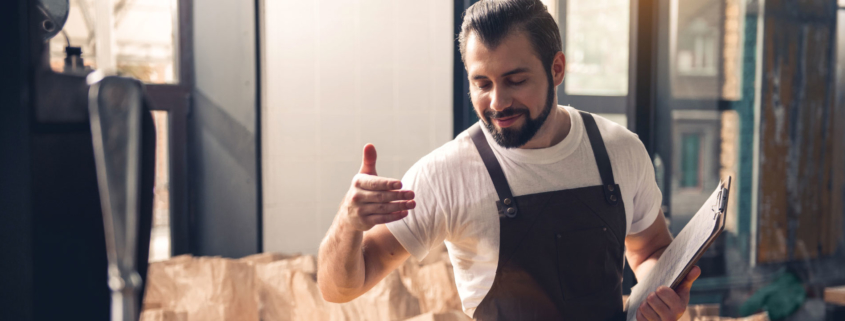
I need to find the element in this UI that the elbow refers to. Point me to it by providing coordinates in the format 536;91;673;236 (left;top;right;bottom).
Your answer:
317;279;359;303
321;292;353;304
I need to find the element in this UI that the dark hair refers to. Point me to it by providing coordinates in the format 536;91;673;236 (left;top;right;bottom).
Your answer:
458;0;562;72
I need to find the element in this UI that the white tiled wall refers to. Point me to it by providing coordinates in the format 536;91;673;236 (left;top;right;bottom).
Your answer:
261;0;454;255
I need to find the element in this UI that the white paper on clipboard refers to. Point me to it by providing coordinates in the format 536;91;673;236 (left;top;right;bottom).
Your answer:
625;177;731;321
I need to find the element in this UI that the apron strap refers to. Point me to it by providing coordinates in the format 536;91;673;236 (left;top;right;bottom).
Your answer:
579;111;620;205
469;123;519;218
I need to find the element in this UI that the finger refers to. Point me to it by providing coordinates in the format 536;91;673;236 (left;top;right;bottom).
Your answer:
646;292;673;320
359;200;416;214
655;286;685;318
638;304;660;321
354;174;402;191
364;211;409;225
677;266;701;303
359;144;378;175
354;190;415;204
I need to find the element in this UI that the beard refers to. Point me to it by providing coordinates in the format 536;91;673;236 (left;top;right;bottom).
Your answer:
480;71;556;149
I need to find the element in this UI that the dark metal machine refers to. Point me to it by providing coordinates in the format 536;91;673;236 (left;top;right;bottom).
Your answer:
0;0;155;320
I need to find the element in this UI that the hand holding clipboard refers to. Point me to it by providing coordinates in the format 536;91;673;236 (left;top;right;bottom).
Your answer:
625;177;732;321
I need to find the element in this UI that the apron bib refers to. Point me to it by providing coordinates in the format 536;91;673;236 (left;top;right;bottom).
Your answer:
470;112;627;321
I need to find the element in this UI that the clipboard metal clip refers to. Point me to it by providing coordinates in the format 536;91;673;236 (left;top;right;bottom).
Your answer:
712;183;729;219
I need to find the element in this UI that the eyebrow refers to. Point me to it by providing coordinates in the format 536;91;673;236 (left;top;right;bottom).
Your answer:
471;67;530;80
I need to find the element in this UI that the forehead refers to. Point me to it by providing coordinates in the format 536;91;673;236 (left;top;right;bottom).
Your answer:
465;30;542;77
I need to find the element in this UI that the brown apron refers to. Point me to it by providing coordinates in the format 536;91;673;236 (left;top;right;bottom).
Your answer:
470;112;627;321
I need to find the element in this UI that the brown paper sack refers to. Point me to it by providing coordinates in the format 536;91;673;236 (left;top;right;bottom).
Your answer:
139;309;187;321
143;256;259;321
403;310;471;321
413;261;462;314
257;262;421;321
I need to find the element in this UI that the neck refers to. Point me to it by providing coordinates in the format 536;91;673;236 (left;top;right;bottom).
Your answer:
518;105;570;149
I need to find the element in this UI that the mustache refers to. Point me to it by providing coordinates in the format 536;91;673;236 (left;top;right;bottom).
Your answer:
484;107;529;120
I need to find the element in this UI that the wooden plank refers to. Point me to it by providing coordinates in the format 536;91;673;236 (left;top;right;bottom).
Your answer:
755;2;839;263
824;286;845;306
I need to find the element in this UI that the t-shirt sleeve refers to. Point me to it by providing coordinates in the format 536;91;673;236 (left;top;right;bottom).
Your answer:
385;160;448;260
628;140;663;235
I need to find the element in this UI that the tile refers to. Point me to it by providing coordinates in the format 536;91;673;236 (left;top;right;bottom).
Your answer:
393;0;430;24
393;21;431;68
268;111;318;159
318;205;341;238
319;17;356;65
358;67;393;112
394;111;432;162
434;111;454;146
263;203;322;255
358;28;393;68
393;68;431;111
319;112;360;161
319;65;357;112
273;69;318;114
430;66;453;113
359;112;398;159
319;0;357;22
273;160;319;204
318;160;360;212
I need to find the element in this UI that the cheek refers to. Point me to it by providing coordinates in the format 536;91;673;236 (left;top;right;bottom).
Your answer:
470;91;491;113
513;84;546;112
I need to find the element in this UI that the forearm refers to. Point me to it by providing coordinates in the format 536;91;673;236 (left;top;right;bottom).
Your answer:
318;212;366;302
625;211;673;282
630;245;668;282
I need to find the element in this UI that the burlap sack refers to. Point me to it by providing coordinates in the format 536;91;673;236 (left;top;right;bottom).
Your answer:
413;261;462;314
139;309;187;321
142;256;259;321
143;254;194;310
257;263;421;321
239;252;294;265
352;270;422;320
402;310;471;321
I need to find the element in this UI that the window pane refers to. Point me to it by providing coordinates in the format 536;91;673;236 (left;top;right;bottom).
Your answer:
680;134;701;188
669;0;745;100
564;0;629;96
149;110;170;262
48;0;179;84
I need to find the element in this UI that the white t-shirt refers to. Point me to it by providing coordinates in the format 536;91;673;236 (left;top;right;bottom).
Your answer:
386;106;662;316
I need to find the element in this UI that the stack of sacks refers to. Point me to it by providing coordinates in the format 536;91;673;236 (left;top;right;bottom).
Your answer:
398;244;463;316
403;311;471;321
142;243;469;321
141;255;259;321
253;255;420;320
139;309;186;321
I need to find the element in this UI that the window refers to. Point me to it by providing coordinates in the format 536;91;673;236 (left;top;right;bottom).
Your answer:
556;0;631;127
563;0;629;96
150;110;171;262
48;0;180;84
680;133;701;188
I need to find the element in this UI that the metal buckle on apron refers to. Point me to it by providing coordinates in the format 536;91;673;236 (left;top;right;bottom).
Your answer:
604;184;619;205
497;197;518;218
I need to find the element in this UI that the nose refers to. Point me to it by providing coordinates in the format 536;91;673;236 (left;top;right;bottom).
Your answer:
489;86;512;112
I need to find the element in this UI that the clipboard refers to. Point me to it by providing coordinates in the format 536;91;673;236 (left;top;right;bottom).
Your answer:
625;177;731;321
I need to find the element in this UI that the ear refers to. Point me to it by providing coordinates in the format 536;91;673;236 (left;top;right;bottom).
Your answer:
552;52;565;87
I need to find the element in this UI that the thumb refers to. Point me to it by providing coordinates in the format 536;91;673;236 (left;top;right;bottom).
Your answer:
677;266;701;303
359;144;378;175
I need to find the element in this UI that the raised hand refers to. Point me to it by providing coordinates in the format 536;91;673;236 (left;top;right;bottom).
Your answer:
340;144;416;231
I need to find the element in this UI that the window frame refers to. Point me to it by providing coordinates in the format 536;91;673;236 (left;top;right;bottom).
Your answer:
144;0;193;256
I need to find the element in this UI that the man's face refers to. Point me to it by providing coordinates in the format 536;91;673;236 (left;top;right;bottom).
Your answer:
465;30;556;148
